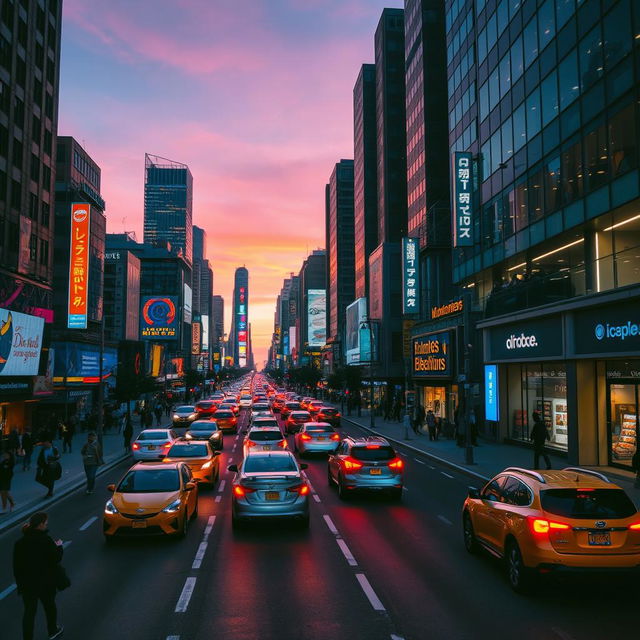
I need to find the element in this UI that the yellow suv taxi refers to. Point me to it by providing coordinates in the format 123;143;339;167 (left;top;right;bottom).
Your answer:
163;440;220;487
462;467;640;591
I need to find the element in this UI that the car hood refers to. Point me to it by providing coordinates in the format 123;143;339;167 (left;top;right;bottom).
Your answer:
113;490;181;512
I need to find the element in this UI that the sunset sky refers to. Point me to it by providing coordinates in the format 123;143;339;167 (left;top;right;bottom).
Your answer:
58;0;402;366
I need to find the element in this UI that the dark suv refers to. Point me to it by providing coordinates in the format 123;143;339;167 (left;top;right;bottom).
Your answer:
327;436;404;500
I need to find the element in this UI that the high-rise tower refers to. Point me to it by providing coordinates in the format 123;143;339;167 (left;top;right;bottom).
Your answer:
230;267;249;368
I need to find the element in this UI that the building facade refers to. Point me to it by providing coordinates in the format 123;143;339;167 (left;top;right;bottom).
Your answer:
229;267;249;368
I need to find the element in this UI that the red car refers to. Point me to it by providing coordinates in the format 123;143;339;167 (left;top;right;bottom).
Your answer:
272;398;286;412
212;410;238;434
315;406;341;427
195;400;217;417
281;402;301;419
285;411;312;434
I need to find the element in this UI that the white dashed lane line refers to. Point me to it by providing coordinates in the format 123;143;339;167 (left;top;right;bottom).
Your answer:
356;573;386;611
438;515;452;526
79;516;97;531
62;541;72;549
336;539;357;566
323;514;339;535
428;465;435;470
174;577;197;613
0;584;16;600
440;471;454;479
166;635;180;640
192;541;208;570
204;515;215;536
217;480;226;493
312;494;321;503
413;458;425;465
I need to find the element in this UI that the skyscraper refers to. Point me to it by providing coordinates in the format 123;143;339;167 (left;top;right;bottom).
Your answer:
325;160;355;368
143;154;193;264
212;295;225;346
353;64;378;300
375;8;407;244
230;267;249;368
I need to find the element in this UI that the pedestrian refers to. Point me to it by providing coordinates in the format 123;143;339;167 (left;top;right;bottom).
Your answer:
144;408;153;428
154;403;163;426
0;450;16;513
530;411;551;470
8;427;20;454
61;419;74;454
19;428;34;471
632;447;640;488
80;432;103;495
426;409;437;441
414;404;425;435
36;441;61;498
123;416;134;452
13;511;65;640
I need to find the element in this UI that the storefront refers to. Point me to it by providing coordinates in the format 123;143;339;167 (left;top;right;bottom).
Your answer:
481;295;640;468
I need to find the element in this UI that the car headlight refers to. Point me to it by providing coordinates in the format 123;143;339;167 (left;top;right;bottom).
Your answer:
162;499;182;513
173;414;180;420
189;413;197;419
202;460;213;469
105;499;118;514
212;431;221;438
185;432;193;439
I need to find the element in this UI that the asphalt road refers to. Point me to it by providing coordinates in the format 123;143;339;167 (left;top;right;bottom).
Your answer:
0;408;636;640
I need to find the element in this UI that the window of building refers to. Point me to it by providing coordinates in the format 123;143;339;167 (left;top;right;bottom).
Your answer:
584;122;608;191
11;179;21;210
0;34;12;71
510;35;524;83
29;233;37;261
541;70;558;126
12;139;23;169
513;101;527;151
561;139;583;204
544;156;562;213
13;98;25;130
608;103;637;178
538;0;555;50
29;192;38;219
556;0;575;29
15;58;26;88
30;154;40;183
558;49;580;111
603;0;632;70
515;178;528;230
525;88;541;139
39;238;49;266
41;202;50;228
499;54;511;97
523;17;539;68
528;167;544;222
579;25;603;91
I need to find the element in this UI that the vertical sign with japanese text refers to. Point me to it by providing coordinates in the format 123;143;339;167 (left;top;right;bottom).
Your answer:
452;152;473;247
402;237;419;314
67;203;91;329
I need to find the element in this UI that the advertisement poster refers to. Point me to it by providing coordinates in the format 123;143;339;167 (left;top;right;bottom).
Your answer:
412;331;453;378
192;322;201;355
183;284;192;324
201;314;209;352
402;237;419;314
346;297;367;365
67;203;91;329
307;289;326;347
33;347;55;396
0;308;44;377
53;342;117;382
452;152;473;247
140;296;178;340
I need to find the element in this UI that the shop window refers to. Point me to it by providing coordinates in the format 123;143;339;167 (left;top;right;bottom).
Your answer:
579;25;603;91
584;122;609;192
608;377;638;468
544;156;561;213
558;49;580;111
595;229;614;292
608;103;636;178
561;139;583;204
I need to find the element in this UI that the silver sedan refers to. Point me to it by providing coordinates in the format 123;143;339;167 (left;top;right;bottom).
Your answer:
294;422;340;457
228;452;310;528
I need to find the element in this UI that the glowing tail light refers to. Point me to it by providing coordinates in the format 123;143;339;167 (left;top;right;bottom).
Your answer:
278;440;288;448
528;517;571;535
388;457;404;471
300;434;313;441
233;485;256;498
288;484;310;495
330;433;340;441
163;442;172;449
132;443;140;450
629;523;640;530
246;440;256;448
342;457;363;472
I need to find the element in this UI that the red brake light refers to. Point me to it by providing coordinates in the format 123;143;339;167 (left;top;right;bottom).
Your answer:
233;485;256;497
528;517;571;535
246;440;256;447
132;442;140;450
629;523;640;530
163;442;172;449
278;440;288;448
300;433;312;441
335;413;341;417
388;457;404;471
365;445;380;449
342;457;363;472
330;433;340;441
288;484;310;495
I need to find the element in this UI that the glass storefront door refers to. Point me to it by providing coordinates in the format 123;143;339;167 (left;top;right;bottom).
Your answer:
608;382;638;468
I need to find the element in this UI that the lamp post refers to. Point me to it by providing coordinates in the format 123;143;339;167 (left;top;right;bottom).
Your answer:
97;312;105;448
462;287;474;465
360;320;375;429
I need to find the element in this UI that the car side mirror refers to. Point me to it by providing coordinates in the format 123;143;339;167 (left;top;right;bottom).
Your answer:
213;451;221;456
468;486;480;500
300;463;308;470
185;482;196;491
228;464;238;473
107;483;116;492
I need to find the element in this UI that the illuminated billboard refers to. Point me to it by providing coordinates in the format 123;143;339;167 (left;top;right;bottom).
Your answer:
452;151;473;247
201;315;209;352
184;284;192;324
402;237;419;314
0;309;45;376
140;296;178;340
67;203;91;329
237;285;248;367
345;298;367;365
307;289;326;347
192;322;201;355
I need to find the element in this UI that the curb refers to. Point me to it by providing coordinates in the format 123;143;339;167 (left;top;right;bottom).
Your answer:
0;453;131;536
344;417;490;484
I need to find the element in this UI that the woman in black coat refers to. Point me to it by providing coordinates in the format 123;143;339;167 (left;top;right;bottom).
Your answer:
13;512;64;640
36;441;61;498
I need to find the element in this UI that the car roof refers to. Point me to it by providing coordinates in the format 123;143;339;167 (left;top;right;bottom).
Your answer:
303;421;333;428
345;436;391;447
248;425;281;431
138;428;171;435
131;460;183;470
497;467;619;490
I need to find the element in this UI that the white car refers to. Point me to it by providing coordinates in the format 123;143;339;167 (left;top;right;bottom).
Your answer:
131;429;178;460
242;427;288;458
239;395;252;408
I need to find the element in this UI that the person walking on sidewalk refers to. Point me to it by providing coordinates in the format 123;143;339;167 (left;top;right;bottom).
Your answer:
61;420;74;454
426;410;437;441
413;404;425;435
36;441;61;498
13;511;65;640
154;402;163;426
20;428;34;471
8;427;20;454
632;447;640;488
0;450;16;513
530;411;551;470
81;432;104;495
123;416;134;452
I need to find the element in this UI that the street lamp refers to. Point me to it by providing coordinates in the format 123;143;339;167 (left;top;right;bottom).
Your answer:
360;320;375;429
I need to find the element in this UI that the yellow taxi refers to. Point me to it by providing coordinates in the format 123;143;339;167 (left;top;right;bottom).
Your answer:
104;461;198;541
163;440;220;487
462;467;640;591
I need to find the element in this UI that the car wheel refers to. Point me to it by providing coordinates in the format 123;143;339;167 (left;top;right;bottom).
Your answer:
337;477;349;501
104;534;115;546
177;514;188;539
463;512;479;554
506;540;533;593
231;514;243;531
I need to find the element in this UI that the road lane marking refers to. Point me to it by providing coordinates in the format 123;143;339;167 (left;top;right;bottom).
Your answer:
323;514;339;535
552;628;577;640
355;573;385;611
175;577;197;613
218;480;226;492
438;515;452;526
0;584;16;600
192;541;208;569
232;445;236;452
398;452;407;457
215;495;222;502
441;472;454;479
391;636;406;640
312;494;321;503
62;541;72;549
413;458;425;465
204;515;216;537
79;516;98;531
336;539;357;566
166;636;180;640
402;487;408;491
428;465;435;469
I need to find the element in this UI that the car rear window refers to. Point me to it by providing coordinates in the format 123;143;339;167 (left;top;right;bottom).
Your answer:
351;446;396;461
306;426;334;433
118;469;180;493
137;431;169;441
253;419;278;427
540;489;637;519
197;402;213;409
291;412;311;420
286;402;300;409
319;408;337;414
244;456;297;473
249;430;283;441
190;423;218;432
215;411;233;418
168;444;209;458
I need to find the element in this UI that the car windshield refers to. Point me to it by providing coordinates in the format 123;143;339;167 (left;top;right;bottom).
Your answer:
540;489;637;519
248;430;283;441
244;455;297;473
167;444;209;458
215;411;233;418
352;446;395;461
118;469;180;493
137;431;169;441
176;406;195;413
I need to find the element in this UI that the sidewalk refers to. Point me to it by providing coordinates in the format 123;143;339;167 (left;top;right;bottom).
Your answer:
0;423;146;534
340;409;640;501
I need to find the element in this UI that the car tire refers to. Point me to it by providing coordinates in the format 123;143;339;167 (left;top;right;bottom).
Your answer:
337;477;349;501
463;512;479;555
177;514;188;539
231;514;243;531
104;534;115;546
506;540;533;593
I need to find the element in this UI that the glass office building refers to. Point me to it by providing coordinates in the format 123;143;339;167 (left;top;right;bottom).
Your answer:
446;0;640;468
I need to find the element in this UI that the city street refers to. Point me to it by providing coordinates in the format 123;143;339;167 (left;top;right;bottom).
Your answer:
0;408;636;640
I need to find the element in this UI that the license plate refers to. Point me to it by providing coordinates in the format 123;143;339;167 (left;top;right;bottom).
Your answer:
370;468;382;475
588;532;611;546
147;445;156;450
265;492;279;501
317;437;326;441
132;520;147;529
